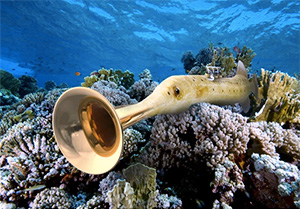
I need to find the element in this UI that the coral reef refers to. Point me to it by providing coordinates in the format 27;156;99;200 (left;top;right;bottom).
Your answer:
180;51;196;73
236;46;256;69
248;121;300;162
45;80;68;90
30;187;72;209
44;80;57;91
0;89;20;106
251;68;300;124
121;128;145;159
128;69;159;101
81;68;135;89
181;45;256;78
0;116;72;201
244;153;300;208
136;102;300;207
0;70;21;97
91;80;136;106
0;65;299;209
18;75;38;97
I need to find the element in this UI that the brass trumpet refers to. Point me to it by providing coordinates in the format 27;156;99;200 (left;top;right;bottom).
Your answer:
52;62;254;174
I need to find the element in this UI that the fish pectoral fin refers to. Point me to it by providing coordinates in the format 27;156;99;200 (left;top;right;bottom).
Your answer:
240;97;250;113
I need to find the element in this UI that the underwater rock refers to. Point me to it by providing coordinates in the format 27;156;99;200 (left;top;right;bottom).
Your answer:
251;68;300;124
18;75;38;97
245;153;300;208
45;80;57;91
180;51;196;73
122;163;158;209
0;70;21;97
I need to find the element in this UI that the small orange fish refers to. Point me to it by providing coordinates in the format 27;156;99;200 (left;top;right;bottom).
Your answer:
75;72;81;76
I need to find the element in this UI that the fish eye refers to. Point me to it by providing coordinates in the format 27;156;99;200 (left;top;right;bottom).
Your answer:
173;86;180;96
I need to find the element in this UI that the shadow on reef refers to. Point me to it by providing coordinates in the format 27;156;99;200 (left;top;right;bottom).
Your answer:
156;164;215;208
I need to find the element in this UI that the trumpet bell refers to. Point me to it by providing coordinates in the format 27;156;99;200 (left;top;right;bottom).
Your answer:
52;87;123;174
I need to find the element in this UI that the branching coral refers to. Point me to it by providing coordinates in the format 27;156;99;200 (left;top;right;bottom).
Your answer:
91;80;137;106
128;69;159;101
251;69;300;124
248;121;300;162
81;68;135;89
182;45;256;79
22;92;46;107
29;187;72;209
236;46;256;69
209;46;236;77
0;116;73;201
138;103;249;169
136;102;300;207
121;128;145;159
212;159;244;209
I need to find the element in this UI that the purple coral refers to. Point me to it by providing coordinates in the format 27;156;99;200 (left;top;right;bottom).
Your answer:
139;103;249;169
91;80;136;106
29;187;72;209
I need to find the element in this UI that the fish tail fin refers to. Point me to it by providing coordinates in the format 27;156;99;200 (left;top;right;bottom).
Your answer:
250;74;258;99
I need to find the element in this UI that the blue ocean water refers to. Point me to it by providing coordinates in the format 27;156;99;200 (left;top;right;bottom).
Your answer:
0;0;299;87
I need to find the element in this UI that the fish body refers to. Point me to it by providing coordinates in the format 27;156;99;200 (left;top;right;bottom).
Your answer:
144;61;257;115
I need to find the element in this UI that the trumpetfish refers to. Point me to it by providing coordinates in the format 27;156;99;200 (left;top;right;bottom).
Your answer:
52;60;258;174
119;61;258;124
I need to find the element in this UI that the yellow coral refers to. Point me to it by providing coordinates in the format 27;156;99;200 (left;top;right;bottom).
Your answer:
81;68;134;88
236;46;256;68
251;69;300;124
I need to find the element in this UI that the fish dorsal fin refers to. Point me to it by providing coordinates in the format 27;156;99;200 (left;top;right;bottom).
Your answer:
236;61;247;77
